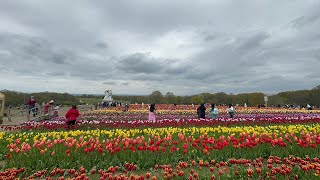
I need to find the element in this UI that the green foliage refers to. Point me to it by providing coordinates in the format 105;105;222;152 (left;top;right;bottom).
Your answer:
312;84;320;90
149;91;163;104
247;93;264;106
0;90;79;107
191;96;204;104
268;94;285;106
275;89;320;106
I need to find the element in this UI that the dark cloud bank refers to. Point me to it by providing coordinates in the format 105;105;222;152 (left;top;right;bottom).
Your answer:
0;1;320;95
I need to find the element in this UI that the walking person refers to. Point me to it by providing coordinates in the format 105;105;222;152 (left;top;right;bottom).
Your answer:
28;96;36;117
44;100;55;115
148;103;156;122
209;103;219;119
228;104;235;118
124;104;130;111
307;104;312;110
197;103;206;119
41;102;46;115
65;105;80;126
35;103;41;116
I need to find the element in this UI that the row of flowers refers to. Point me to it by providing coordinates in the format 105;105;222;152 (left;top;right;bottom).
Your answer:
2;123;320;141
86;105;319;116
6;131;320;155
1;114;317;131
78;113;320;121
1;156;320;179
95;104;317;111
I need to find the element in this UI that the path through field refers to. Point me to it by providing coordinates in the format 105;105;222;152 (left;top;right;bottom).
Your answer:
1;105;93;126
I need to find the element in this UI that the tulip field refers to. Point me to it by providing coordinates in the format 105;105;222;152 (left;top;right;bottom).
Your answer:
1;105;320;179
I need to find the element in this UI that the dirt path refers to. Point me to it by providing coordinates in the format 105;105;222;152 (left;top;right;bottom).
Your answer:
1;105;93;126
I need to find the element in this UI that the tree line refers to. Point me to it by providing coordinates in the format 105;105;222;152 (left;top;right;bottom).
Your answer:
110;91;266;106
113;86;320;107
0;90;79;107
2;85;320;107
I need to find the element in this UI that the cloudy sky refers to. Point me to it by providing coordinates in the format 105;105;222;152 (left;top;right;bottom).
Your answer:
0;0;320;95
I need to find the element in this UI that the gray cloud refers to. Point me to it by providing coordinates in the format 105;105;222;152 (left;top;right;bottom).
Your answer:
291;9;320;28
204;35;216;42
0;1;320;95
121;82;129;86
102;81;117;85
117;53;163;73
238;32;270;50
46;71;66;76
95;42;108;49
116;52;195;77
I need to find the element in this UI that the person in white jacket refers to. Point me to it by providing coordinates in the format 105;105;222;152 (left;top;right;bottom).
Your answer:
228;104;235;118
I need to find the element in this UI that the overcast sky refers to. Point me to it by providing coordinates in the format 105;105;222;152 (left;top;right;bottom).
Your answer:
0;0;320;95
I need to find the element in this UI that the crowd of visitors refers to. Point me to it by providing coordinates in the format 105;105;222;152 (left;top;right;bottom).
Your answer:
27;96;59;117
15;96;318;127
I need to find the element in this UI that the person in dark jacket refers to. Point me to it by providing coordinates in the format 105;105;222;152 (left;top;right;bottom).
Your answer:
65;105;80;125
197;103;206;119
28;96;36;117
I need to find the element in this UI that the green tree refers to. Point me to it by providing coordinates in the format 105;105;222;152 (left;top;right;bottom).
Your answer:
312;85;320;90
191;96;204;104
215;92;228;104
268;94;285;106
165;92;176;104
247;93;264;106
149;91;163;104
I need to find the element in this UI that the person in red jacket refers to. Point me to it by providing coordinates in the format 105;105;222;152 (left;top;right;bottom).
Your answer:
65;105;80;125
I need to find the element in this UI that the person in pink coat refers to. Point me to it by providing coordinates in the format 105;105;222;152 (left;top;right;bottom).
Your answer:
148;103;156;122
65;105;80;125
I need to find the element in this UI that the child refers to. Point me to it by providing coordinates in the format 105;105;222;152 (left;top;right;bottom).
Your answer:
53;105;59;117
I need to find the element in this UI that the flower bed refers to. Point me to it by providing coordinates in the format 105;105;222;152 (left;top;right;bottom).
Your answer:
1;124;320;179
1;156;319;179
10;114;320;131
1;106;320;179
